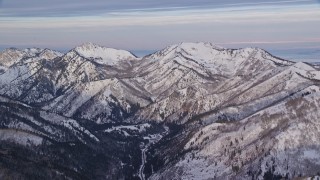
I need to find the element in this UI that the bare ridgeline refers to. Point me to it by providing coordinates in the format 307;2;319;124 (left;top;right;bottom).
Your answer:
0;42;320;179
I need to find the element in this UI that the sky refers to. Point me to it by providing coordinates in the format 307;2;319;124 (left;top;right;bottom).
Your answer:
0;0;320;61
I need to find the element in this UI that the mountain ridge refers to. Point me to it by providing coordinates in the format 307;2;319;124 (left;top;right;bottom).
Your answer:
0;42;320;179
0;42;318;123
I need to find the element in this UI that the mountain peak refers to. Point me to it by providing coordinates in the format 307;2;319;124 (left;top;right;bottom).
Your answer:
75;42;101;50
72;42;138;65
146;42;224;61
1;42;320;179
39;49;63;60
176;42;224;51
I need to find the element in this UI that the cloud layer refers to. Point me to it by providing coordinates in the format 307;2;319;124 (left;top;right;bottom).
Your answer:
0;0;319;57
0;0;315;17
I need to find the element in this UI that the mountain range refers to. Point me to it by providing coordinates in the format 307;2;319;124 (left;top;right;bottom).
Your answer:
0;42;320;180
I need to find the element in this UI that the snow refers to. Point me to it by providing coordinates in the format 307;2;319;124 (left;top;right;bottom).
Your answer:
2;42;307;124
38;48;63;60
306;176;320;180
1;42;320;178
23;48;43;56
287;62;320;80
303;150;320;159
151;81;320;179
40;111;100;142
0;49;25;67
0;129;43;146
104;123;151;134
65;81;109;117
0;47;61;68
139;125;169;180
74;42;137;65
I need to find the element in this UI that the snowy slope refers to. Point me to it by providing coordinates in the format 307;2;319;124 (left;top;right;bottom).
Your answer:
0;42;320;179
43;78;151;123
74;42;137;65
0;42;318;124
150;86;320;179
131;43;311;123
0;48;62;67
0;42;317;124
0;96;99;144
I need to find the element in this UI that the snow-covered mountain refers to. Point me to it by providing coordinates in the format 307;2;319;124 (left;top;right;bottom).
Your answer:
74;42;137;65
0;42;320;179
149;85;320;179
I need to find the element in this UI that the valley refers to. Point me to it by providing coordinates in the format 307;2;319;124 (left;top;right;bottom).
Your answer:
0;42;320;179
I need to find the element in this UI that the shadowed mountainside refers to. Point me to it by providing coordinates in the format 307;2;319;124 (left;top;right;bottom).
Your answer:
0;42;320;179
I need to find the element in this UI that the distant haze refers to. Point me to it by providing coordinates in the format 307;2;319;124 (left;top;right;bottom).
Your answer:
0;0;319;62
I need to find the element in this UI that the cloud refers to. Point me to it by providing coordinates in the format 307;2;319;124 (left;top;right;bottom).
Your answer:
0;0;315;17
1;5;319;29
215;0;312;7
0;0;319;52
